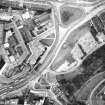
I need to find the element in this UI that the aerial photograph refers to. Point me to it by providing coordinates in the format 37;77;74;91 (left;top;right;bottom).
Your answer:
0;0;105;105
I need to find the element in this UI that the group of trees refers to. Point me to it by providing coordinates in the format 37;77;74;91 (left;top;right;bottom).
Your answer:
56;45;105;105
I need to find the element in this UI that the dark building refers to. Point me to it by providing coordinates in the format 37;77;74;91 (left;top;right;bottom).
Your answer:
99;11;105;26
0;55;5;70
91;16;104;32
90;25;98;42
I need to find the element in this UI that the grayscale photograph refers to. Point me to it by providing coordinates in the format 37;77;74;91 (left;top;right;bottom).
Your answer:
0;0;104;105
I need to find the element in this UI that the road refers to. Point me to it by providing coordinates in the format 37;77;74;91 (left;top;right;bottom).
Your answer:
89;79;105;105
50;4;105;75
